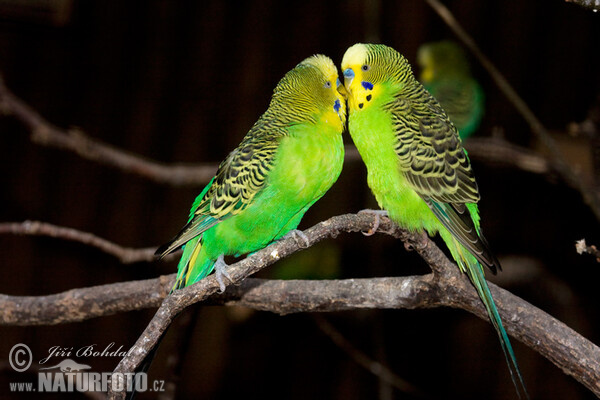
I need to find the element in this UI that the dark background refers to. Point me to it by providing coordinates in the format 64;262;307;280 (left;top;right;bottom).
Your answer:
1;1;599;399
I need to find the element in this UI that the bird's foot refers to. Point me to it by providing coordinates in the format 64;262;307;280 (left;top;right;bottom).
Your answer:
214;254;233;293
282;229;310;248
358;209;389;236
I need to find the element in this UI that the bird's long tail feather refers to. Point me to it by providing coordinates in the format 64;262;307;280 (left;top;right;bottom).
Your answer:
173;236;215;290
125;337;163;400
127;236;215;398
453;241;529;400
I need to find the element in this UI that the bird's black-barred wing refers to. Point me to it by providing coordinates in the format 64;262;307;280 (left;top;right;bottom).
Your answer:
155;118;286;258
385;86;500;272
384;86;479;204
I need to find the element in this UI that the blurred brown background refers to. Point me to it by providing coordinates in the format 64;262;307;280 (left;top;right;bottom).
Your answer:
1;0;600;399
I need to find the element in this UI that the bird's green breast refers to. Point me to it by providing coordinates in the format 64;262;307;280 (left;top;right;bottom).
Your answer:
348;92;441;235
271;123;344;200
204;123;344;258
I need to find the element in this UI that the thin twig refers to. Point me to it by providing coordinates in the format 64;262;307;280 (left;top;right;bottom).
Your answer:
575;238;600;262
464;137;549;174
158;307;201;400
564;0;600;11
569;94;600;189
0;220;166;264
313;314;427;398
424;0;600;221
0;76;215;186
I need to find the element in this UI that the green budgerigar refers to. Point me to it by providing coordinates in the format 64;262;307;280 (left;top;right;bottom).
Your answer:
342;43;528;398
128;57;346;399
417;40;484;139
156;54;347;292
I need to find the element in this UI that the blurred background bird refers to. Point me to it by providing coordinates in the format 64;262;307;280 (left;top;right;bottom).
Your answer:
417;40;484;140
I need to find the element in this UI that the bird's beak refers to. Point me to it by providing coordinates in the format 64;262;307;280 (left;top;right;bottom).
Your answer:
336;78;348;99
343;68;355;89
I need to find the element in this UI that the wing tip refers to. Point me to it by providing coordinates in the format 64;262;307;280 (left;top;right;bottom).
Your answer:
154;220;197;259
154;241;174;259
478;233;502;274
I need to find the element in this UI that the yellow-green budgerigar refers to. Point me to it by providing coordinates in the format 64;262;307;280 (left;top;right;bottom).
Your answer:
341;43;528;399
127;55;347;400
156;54;346;292
417;40;484;139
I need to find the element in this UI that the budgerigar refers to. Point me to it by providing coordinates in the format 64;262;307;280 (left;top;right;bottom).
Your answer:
126;55;347;400
417;40;484;139
341;43;527;399
156;54;347;292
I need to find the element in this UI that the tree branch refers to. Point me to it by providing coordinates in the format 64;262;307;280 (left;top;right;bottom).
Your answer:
464;136;549;174
0;276;172;326
0;274;443;326
0;220;164;264
424;0;600;221
1;214;599;396
575;238;600;262
0;76;216;186
564;0;600;11
104;213;414;398
1;214;598;396
312;314;425;397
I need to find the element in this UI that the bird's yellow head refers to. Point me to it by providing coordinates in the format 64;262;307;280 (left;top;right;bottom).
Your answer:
416;45;435;84
341;43;414;112
272;54;346;130
417;40;471;83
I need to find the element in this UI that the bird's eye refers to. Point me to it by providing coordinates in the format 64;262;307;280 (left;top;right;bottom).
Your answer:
324;81;332;89
361;64;370;72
